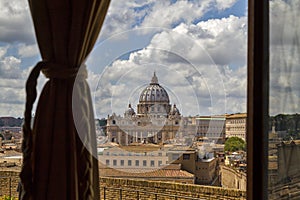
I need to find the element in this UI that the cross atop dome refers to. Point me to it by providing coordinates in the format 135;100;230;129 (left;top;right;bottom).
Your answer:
151;72;158;85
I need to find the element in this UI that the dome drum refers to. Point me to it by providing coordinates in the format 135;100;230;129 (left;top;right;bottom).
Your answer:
137;103;171;116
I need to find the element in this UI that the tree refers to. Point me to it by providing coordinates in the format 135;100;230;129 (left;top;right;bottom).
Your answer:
224;137;246;152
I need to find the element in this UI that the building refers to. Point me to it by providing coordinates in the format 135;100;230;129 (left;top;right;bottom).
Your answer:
106;72;182;145
181;116;226;144
225;113;247;140
220;165;247;191
99;143;169;170
104;73;223;186
98;142;219;186
106;73;227;146
167;146;219;185
98;143;195;183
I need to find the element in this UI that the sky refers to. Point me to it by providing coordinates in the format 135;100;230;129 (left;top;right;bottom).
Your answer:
0;0;298;118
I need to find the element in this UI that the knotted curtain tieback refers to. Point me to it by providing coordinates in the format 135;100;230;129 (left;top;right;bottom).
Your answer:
20;60;88;199
41;62;87;80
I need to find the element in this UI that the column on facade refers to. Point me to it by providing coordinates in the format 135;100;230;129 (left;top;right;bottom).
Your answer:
125;132;128;145
118;131;121;144
135;131;138;142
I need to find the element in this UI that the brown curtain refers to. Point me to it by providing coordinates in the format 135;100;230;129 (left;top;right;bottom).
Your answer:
20;0;110;199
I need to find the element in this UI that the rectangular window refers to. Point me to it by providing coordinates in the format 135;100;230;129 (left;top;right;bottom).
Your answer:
183;154;190;160
143;160;147;166
158;152;162;156
128;160;132;166
158;160;162;166
135;160;139;166
120;160;124;166
150;160;155;167
106;160;110;166
113;160;117;166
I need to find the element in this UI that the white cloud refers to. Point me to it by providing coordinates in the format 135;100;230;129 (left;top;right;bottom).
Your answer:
0;56;22;79
0;44;26;116
90;14;247;118
0;0;248;118
0;46;9;58
215;0;238;10
0;103;25;117
99;0;155;39
0;51;44;117
0;0;35;44
270;0;300;46
18;43;39;58
139;1;210;29
99;0;240;40
269;0;300;115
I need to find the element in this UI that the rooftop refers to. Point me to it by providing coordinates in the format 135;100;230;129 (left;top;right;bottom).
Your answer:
226;113;247;119
99;167;194;179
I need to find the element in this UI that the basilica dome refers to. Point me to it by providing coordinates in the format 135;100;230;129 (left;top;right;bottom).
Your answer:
139;72;170;103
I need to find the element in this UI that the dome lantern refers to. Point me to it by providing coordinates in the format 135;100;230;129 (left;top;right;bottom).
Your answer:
151;72;158;85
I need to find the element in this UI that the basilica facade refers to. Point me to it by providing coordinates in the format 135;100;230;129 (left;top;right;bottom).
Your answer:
106;73;182;145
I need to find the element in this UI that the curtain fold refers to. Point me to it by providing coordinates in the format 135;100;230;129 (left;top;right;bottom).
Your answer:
20;1;110;199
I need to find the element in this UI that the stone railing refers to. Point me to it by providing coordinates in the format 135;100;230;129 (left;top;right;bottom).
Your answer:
100;177;246;200
0;171;246;200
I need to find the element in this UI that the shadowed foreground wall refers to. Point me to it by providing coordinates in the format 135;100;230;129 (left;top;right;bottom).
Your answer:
0;171;19;198
0;171;246;199
100;177;246;200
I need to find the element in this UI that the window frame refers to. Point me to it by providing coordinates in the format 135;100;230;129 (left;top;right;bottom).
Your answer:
247;0;269;199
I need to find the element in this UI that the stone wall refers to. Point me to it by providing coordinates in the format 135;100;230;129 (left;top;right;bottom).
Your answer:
0;170;246;200
0;170;19;198
100;177;246;200
220;165;247;191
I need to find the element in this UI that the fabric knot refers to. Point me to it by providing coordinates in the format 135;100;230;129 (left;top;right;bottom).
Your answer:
42;63;87;80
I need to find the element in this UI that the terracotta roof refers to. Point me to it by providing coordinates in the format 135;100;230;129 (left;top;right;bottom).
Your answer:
226;113;247;119
117;144;161;153
160;164;181;170
99;167;194;179
168;146;195;151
